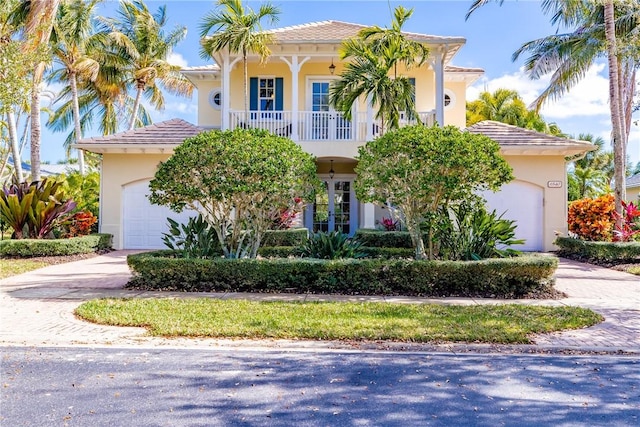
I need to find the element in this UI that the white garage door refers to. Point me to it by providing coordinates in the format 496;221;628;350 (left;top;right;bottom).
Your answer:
481;181;543;251
123;180;196;249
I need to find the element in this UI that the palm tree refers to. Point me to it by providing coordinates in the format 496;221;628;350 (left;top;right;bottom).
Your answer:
329;6;429;134
466;0;639;227
10;0;61;181
49;60;152;142
466;88;562;134
199;0;280;118
49;0;104;174
358;6;430;79
102;0;193;130
329;39;416;134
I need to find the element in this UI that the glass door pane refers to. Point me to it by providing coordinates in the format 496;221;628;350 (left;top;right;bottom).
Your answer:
312;181;329;232
333;181;351;234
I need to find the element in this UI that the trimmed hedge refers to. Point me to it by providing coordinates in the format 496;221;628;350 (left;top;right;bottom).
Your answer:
355;229;417;248
261;228;309;247
0;234;112;257
257;246;415;259
555;237;640;262
127;252;558;298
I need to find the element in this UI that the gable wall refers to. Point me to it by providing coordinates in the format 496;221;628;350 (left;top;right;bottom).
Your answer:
503;155;568;250
101;153;170;249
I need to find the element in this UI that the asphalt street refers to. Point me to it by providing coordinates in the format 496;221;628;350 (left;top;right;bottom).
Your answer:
1;347;639;426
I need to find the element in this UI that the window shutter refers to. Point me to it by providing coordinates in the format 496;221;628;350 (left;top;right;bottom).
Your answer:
275;77;284;111
249;77;258;111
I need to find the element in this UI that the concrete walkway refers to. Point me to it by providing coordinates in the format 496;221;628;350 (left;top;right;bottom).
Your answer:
1;251;638;353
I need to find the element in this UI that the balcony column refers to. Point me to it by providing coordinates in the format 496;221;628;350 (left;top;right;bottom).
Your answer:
221;53;242;130
363;203;376;229
221;54;230;130
280;55;310;142
432;48;445;127
365;93;374;141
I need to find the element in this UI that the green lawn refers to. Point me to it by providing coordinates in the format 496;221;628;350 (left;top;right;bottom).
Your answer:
76;298;602;344
626;265;640;275
0;259;49;280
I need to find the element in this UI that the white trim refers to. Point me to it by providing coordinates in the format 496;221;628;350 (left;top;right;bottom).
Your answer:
444;89;456;110
208;89;222;109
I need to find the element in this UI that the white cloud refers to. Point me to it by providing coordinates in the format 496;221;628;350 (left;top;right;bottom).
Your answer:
466;63;610;120
168;52;189;68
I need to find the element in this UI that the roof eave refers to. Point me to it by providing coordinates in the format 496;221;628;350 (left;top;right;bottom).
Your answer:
72;143;179;155
499;144;596;156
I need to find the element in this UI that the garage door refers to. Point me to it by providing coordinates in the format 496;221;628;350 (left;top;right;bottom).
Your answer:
481;181;543;251
123;180;196;249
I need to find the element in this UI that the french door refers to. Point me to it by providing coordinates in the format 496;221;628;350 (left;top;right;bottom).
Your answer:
307;179;358;235
309;80;352;140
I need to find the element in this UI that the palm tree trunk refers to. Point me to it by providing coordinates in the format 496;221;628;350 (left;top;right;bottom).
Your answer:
6;110;23;182
129;84;144;130
30;65;44;182
69;72;86;174
604;1;626;228
129;85;144;130
243;50;248;120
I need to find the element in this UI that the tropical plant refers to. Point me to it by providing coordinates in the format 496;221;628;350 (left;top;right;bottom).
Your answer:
299;231;366;260
466;88;563;134
329;6;429;134
435;202;524;261
58;170;100;219
60;210;97;238
0;0;45;183
355;125;513;260
567;194;616;241
149;128;320;259
0;181;34;239
379;216;399;232
612;200;640;242
49;0;104;173
101;0;193;130
9;0;61;181
162;215;221;259
0;178;76;239
200;0;280;117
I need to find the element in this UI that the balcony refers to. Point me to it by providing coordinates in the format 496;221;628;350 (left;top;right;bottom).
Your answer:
228;110;436;143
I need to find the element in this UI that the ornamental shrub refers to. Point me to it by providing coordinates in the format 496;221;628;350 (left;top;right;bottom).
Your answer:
0;233;112;257
127;252;558;298
555;236;640;261
567;194;615;241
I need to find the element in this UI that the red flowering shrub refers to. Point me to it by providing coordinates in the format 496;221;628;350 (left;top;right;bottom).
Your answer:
62;211;97;238
612;200;640;242
568;195;615;241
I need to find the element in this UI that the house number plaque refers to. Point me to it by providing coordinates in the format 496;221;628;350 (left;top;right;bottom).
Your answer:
547;181;563;188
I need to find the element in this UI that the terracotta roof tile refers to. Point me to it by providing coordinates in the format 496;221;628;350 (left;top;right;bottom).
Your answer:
268;20;465;44
181;65;220;72
466;120;595;147
76;119;203;145
445;65;484;73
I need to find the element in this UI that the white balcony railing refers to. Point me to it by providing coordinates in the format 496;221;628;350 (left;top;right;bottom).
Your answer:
229;110;436;142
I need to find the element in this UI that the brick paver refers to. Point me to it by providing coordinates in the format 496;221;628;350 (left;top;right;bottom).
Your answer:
1;252;638;352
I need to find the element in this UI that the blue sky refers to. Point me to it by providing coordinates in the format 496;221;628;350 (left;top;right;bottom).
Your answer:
41;0;639;166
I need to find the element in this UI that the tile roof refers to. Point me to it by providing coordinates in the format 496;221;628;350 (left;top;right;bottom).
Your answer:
466;120;595;147
76;119;203;145
267;20;465;44
628;173;640;188
445;65;484;74
181;65;220;72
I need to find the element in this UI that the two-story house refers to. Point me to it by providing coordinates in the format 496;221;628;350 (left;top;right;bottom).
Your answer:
76;20;594;251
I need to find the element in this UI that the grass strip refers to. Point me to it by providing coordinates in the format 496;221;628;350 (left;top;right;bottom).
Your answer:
76;299;602;344
0;259;49;279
